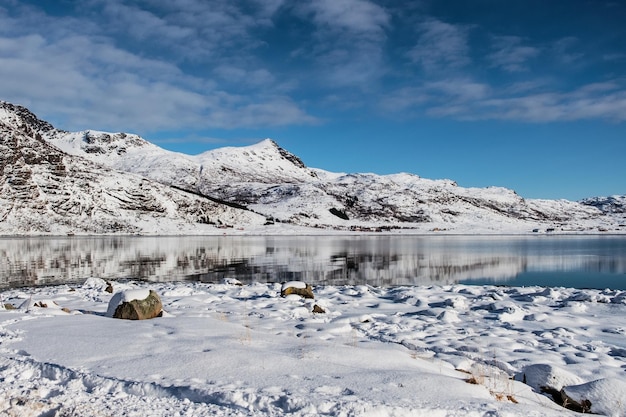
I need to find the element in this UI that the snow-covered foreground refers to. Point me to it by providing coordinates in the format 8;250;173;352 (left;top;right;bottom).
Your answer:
1;279;626;416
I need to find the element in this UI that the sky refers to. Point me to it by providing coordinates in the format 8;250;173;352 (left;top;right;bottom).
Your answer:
0;0;625;201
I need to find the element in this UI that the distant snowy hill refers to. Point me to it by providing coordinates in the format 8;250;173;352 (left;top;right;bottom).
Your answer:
1;100;624;234
0;101;266;235
580;195;626;214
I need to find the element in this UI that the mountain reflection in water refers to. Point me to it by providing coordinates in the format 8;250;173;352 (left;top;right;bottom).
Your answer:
1;235;625;290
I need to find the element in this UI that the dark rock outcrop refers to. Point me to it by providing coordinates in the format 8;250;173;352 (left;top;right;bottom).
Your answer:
109;290;163;320
281;282;314;299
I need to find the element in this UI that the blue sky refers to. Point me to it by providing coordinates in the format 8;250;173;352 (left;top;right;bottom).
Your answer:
1;0;624;200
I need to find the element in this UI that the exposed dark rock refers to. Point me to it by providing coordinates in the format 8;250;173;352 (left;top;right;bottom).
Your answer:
0;101;58;134
0;101;266;234
281;282;314;299
111;290;163;320
559;390;592;413
580;195;626;214
560;377;626;415
329;207;349;220
312;304;325;313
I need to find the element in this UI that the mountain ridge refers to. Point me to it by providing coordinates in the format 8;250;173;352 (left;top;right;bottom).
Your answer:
0;101;267;234
1;100;624;234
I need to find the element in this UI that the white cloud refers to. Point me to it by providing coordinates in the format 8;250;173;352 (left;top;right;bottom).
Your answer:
425;80;490;101
487;35;540;72
249;0;287;18
425;80;622;123
292;0;390;87
0;1;316;133
381;77;626;123
218;96;319;127
460;83;626;123
1;0;624;134
82;0;265;61
213;66;276;88
378;87;429;114
300;0;389;38
551;36;584;65
406;19;471;72
603;53;626;61
503;80;551;95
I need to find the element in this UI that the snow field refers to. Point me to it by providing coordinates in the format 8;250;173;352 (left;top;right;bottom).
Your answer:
1;278;626;416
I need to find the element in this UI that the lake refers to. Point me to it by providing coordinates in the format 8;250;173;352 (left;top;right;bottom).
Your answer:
1;235;625;290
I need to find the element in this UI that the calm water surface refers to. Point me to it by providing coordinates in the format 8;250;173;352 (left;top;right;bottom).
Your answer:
1;235;625;290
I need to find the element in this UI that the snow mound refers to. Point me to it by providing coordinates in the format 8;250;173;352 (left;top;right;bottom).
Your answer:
518;363;583;392
281;281;307;290
562;378;626;416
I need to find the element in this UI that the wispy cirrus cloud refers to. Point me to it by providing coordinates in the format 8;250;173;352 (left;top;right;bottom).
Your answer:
482;82;626;123
301;0;389;37
1;0;624;140
83;0;271;60
551;36;584;65
291;0;390;87
0;0;316;134
406;19;471;72
382;78;626;123
487;35;540;72
381;12;626;124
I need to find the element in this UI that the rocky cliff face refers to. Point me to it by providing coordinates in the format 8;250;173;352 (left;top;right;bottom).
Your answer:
1;100;623;234
0;101;265;234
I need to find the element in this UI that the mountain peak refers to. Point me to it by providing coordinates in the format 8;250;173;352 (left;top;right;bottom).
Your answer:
254;138;307;170
258;138;279;148
0;100;57;134
0;103;267;234
194;138;314;183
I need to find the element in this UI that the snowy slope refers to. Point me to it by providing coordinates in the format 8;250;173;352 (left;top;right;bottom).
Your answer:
49;130;610;232
580;195;626;214
2;100;624;234
0;101;267;235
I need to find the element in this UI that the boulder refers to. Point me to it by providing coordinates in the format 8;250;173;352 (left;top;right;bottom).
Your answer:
107;289;163;320
281;281;314;299
312;304;325;314
561;377;626;416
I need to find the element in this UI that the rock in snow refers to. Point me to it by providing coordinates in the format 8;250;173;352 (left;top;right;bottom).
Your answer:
281;281;315;299
561;378;626;416
107;289;163;320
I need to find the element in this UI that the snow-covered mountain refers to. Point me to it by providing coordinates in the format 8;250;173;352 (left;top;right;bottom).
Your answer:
580;195;626;214
0;101;267;235
1;100;623;234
